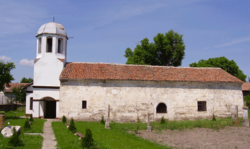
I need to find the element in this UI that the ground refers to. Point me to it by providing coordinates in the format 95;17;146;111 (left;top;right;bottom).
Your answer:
137;127;250;149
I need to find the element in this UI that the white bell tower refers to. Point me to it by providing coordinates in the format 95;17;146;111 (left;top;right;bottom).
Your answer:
34;22;68;86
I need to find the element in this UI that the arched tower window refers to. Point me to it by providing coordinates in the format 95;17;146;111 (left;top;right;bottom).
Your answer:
58;38;63;53
38;38;42;54
46;37;53;52
156;103;167;113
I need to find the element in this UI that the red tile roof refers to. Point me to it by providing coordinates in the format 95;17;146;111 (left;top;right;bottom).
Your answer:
58;58;65;63
59;63;243;83
4;83;29;92
242;83;250;91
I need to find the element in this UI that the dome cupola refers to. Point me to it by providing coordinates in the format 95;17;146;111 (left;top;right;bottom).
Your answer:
36;22;68;38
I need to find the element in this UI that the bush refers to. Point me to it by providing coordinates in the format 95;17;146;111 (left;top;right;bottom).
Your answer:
24;119;30;130
134;118;140;134
8;127;23;147
82;129;94;149
29;114;33;122
212;114;216;121
244;95;250;107
0;111;5;114
62;115;67;124
160;116;166;124
100;116;105;125
68;118;76;133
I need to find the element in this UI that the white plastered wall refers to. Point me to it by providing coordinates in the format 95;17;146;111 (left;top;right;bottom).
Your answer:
59;80;244;122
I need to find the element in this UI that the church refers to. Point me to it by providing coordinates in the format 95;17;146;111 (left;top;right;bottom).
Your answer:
24;22;244;122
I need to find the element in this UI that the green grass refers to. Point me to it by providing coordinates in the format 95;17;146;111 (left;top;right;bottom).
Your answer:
52;121;171;149
0;133;43;149
5;118;46;133
0;107;45;148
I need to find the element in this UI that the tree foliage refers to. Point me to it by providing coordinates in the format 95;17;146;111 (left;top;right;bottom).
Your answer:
124;30;185;66
62;115;67;124
68;118;77;133
20;77;33;83
244;95;250;108
82;129;94;149
24;119;30;130
0;60;15;92
189;56;247;82
11;85;26;103
29;114;33;122
8;127;23;147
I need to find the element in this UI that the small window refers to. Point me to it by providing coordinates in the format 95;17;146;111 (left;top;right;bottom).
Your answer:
38;38;42;53
30;97;33;110
157;103;167;113
82;101;87;109
46;37;53;52
198;101;206;111
58;38;63;53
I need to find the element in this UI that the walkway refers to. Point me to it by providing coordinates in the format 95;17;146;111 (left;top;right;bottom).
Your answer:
42;119;57;149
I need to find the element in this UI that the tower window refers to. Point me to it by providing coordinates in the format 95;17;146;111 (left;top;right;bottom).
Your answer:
46;37;53;52
38;38;42;54
58;38;63;53
156;103;167;113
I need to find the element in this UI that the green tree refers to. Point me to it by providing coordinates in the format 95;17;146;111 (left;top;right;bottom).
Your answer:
244;95;250;107
82;129;94;149
11;85;26;103
124;30;185;66
8;127;23;147
20;77;33;83
0;60;15;92
189;56;247;82
68;118;77;133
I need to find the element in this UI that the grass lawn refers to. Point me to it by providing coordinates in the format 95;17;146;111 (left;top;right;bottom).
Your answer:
52;121;171;149
0;107;46;149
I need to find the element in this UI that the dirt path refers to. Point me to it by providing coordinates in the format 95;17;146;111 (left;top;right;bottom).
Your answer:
42;119;57;149
137;127;250;149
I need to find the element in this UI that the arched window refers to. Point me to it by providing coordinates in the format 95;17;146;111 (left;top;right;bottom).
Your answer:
58;38;63;53
156;103;167;113
46;37;53;52
38;38;42;54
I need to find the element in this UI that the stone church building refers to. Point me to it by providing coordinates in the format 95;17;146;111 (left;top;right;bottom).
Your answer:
25;22;244;122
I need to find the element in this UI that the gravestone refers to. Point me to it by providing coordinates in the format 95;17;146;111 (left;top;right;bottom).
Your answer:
233;105;239;125
1;126;21;138
242;101;249;127
105;105;110;129
147;112;151;131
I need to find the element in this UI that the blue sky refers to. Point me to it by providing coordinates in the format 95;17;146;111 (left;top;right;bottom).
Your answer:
0;0;249;82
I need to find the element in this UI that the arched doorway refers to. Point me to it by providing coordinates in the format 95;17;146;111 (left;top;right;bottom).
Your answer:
44;97;56;119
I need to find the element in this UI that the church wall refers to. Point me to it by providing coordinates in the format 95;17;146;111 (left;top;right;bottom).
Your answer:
25;93;33;115
59;80;243;122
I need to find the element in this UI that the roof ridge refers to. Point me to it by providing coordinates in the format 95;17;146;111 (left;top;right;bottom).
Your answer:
68;62;222;69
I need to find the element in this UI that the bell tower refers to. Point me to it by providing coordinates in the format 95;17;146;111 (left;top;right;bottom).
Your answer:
33;22;68;86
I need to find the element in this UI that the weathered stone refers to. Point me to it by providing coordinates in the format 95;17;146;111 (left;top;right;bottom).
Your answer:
1;126;21;138
147;112;151;131
242;102;249;127
105;105;110;129
233;105;239;125
59;80;244;122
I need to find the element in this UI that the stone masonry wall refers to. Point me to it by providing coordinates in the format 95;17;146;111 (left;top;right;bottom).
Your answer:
59;80;243;122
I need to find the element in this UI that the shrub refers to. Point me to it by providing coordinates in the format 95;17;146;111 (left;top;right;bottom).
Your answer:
82;129;94;149
68;118;77;133
24;119;30;130
8;127;23;147
29;114;33;122
134;118;140;134
244;95;250;107
212;114;216;121
100;116;105;125
0;111;5;114
160;116;166;124
62;115;67;124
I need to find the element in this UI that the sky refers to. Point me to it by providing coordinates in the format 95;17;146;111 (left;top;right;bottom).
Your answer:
0;0;249;83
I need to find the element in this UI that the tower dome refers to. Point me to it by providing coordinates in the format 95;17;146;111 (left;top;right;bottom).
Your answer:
36;22;67;38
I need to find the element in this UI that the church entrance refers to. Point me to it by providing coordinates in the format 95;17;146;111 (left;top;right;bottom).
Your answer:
45;100;56;119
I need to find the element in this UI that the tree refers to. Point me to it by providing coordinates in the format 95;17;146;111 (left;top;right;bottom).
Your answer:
82;129;94;148
124;30;185;66
68;118;77;133
20;77;33;83
0;60;15;92
11;85;26;103
8;127;23;147
189;56;247;82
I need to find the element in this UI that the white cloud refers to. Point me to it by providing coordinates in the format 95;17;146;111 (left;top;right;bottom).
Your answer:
19;59;34;66
214;37;250;48
0;1;47;36
0;55;11;61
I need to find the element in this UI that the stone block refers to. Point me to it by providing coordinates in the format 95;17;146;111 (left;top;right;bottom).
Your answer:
1;126;21;138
